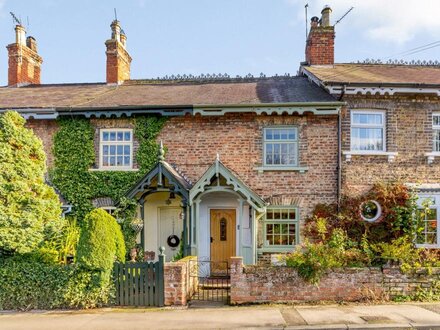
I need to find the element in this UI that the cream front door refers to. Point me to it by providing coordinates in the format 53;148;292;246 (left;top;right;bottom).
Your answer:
158;207;182;262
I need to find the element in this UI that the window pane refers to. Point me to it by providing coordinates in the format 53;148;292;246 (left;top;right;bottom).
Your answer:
288;129;296;140
433;115;440;127
274;211;281;220
265;129;273;140
434;130;440;152
117;132;123;141
109;132;116;141
289;210;296;219
124;145;130;155
266;211;273;220
117;145;123;155
353;113;383;125
103;145;109;156
124;131;131;141
280;129;288;140
281;211;288;220
109;156;116;166
124;156;130;166
352;128;383;151
267;224;273;233
110;145;116;155
273;130;280;140
274;224;280;233
103;157;109;166
102;131;109;141
117;156;123;165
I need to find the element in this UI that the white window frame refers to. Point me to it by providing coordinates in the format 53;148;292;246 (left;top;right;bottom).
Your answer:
262;207;300;252
416;194;440;248
432;113;440;152
99;128;133;170
263;127;299;167
350;110;386;152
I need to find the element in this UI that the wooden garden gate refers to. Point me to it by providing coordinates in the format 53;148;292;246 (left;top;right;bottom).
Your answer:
113;254;164;307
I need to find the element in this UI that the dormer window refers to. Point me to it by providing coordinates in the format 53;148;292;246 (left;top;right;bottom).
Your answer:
100;129;133;170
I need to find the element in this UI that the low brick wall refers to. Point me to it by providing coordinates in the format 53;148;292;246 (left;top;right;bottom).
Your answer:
164;256;198;306
230;257;440;304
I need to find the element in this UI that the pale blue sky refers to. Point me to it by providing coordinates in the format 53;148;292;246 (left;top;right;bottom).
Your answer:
0;0;438;85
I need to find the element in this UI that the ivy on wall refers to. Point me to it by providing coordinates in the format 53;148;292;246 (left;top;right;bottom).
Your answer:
50;116;167;220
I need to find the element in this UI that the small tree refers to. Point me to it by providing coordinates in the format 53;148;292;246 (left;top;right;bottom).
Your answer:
76;208;125;271
0;111;62;255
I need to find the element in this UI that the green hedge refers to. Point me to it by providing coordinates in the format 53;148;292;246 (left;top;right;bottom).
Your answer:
0;256;113;310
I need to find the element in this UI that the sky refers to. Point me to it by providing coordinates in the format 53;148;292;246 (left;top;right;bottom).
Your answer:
0;0;438;85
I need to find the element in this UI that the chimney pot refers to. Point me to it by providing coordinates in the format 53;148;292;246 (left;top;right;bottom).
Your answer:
321;6;332;27
26;36;37;52
310;16;319;28
15;25;26;46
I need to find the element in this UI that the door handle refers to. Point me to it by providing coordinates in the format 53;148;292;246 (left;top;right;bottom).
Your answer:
210;237;213;243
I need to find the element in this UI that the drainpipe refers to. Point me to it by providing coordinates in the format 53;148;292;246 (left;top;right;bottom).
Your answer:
336;85;346;212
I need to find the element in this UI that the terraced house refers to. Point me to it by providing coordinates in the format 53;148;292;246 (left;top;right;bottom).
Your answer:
1;5;439;271
301;7;440;248
0;18;343;267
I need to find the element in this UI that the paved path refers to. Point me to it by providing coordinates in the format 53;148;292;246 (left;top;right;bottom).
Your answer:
1;303;440;329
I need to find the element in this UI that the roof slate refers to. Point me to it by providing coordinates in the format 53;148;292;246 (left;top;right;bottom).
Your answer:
0;76;336;110
303;64;440;86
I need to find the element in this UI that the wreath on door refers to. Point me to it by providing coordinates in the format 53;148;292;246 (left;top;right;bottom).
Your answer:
167;234;180;248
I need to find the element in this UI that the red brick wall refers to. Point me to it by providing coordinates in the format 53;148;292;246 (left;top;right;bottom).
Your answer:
26;113;338;225
341;95;440;195
164;256;197;306
230;257;440;304
159;113;339;219
305;26;335;66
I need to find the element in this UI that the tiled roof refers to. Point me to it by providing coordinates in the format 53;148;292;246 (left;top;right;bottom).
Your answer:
303;64;440;86
0;76;336;110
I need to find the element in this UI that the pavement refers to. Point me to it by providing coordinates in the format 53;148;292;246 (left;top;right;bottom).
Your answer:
1;303;440;329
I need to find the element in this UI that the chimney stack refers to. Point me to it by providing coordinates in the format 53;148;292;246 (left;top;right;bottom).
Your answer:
305;6;335;66
105;20;132;84
7;24;43;87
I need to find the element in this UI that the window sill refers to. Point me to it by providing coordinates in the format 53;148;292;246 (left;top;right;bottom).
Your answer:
257;246;296;253
415;243;440;249
425;152;440;165
254;166;308;173
343;151;398;163
89;168;139;172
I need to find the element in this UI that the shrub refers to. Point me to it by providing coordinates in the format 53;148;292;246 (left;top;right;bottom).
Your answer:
0;255;112;310
304;182;417;245
76;209;125;272
0;111;63;255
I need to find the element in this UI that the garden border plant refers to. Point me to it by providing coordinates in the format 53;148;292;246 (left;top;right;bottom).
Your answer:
285;181;440;284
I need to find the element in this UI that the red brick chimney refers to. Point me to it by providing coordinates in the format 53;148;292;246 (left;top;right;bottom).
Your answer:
6;24;43;87
305;6;335;66
105;20;132;84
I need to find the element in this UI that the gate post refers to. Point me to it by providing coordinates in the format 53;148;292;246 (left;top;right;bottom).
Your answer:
157;246;165;306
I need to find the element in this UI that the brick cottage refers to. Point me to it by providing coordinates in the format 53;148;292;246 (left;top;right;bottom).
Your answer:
0;5;439;272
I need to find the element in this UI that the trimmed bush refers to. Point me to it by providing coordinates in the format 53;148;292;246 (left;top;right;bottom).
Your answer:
0;256;112;310
76;209;125;271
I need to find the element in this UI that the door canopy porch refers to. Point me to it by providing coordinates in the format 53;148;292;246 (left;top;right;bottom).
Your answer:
125;142;191;203
189;155;267;212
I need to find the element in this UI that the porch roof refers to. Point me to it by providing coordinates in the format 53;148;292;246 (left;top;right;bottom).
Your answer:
125;160;191;201
189;157;267;212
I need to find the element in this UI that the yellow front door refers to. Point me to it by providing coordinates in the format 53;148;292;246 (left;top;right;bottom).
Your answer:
210;209;236;274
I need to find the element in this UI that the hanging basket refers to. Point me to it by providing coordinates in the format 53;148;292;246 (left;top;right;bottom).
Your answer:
130;219;144;233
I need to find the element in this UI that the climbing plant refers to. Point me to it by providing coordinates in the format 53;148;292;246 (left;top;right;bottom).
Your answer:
50;116;167;221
